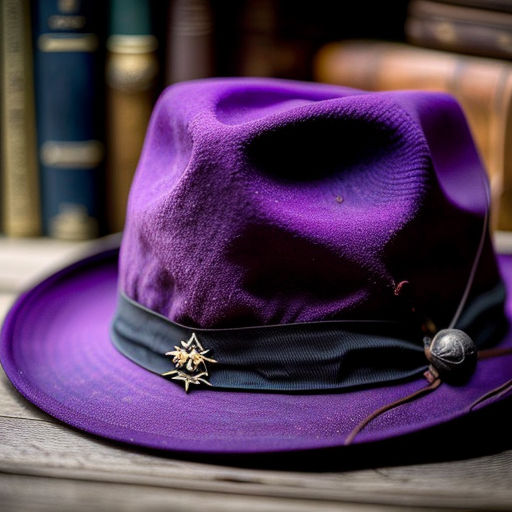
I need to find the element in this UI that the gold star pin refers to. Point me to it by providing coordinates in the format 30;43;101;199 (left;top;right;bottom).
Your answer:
162;333;217;392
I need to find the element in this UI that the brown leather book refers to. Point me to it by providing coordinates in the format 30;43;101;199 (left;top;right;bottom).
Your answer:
406;0;512;60
166;0;214;84
314;40;512;230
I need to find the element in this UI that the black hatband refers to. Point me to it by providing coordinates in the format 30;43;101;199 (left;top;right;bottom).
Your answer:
110;283;506;392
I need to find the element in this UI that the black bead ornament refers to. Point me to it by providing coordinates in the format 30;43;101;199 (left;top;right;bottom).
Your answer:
424;329;477;381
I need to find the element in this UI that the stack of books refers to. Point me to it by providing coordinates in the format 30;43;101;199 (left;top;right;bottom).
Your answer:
314;0;512;231
3;0;345;240
14;1;506;238
1;0;161;239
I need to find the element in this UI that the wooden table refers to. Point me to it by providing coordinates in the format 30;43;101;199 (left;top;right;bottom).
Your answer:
2;236;512;511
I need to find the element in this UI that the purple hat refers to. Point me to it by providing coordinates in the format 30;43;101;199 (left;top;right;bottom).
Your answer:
2;78;512;454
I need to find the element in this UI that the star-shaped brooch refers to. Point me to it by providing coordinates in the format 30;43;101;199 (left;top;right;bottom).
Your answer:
162;333;217;392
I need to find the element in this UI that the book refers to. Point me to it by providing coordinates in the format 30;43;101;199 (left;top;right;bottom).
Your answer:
166;0;214;84
233;0;327;80
439;0;512;10
314;40;512;230
1;0;41;237
33;0;104;240
406;0;512;60
236;0;278;77
106;0;158;232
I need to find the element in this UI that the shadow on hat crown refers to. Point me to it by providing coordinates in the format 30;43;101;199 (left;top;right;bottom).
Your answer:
119;78;500;331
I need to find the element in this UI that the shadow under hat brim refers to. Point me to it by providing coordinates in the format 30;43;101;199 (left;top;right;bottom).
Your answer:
1;247;512;454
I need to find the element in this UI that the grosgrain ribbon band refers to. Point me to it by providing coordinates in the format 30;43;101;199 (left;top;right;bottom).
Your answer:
110;283;506;392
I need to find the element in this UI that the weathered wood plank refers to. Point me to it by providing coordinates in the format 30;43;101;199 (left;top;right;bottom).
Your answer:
0;473;436;512
0;294;14;323
0;238;91;292
0;368;54;423
0;235;120;293
1;415;512;509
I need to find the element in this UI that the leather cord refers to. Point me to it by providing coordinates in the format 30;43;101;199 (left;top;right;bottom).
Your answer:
344;370;442;445
345;348;512;445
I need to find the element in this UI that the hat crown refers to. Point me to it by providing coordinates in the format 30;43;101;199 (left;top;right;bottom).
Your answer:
119;78;500;330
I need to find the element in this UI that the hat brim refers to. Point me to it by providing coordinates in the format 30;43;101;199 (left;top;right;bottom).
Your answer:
2;247;512;454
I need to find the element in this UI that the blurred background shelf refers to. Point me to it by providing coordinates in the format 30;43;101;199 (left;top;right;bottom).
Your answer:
3;0;512;242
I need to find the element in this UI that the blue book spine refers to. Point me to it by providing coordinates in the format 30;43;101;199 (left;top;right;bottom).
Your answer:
33;0;104;239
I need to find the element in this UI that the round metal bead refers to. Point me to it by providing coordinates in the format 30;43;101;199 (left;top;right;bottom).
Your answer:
424;329;477;380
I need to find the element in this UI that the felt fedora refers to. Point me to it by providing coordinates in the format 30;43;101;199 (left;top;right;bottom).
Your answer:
2;78;512;454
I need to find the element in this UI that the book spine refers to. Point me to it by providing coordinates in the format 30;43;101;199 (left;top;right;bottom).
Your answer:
166;0;214;84
1;0;41;237
406;0;512;60
33;0;104;240
236;0;315;80
237;0;278;77
490;72;512;230
106;0;158;232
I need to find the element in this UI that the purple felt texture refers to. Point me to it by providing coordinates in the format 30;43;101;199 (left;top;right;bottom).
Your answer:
0;250;511;453
1;78;510;454
119;78;499;330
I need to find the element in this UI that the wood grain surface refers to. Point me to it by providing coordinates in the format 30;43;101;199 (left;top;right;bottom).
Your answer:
1;237;512;511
